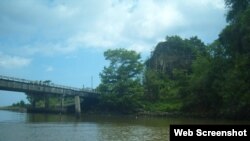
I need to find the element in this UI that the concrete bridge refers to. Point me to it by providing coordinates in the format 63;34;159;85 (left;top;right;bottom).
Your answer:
0;75;99;115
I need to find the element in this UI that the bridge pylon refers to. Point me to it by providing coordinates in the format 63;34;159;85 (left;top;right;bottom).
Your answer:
75;96;81;116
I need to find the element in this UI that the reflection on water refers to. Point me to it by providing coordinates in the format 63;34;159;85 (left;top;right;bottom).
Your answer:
0;110;248;141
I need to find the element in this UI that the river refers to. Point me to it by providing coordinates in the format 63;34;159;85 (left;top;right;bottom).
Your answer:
0;110;249;141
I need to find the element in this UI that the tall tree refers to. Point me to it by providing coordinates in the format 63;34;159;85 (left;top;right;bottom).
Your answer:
216;0;250;118
184;0;250;118
183;41;225;115
98;49;144;112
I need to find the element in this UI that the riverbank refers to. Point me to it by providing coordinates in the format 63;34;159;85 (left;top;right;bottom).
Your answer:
0;106;27;112
1;106;249;121
0;106;180;118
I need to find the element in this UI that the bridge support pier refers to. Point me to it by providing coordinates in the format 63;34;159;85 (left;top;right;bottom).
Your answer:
75;96;81;116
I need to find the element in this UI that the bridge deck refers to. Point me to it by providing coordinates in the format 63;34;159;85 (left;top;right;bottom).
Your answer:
0;75;99;97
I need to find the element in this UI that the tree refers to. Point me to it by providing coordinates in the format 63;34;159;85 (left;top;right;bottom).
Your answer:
182;0;250;118
182;41;225;115
98;48;144;112
12;100;26;107
143;69;172;101
217;2;250;118
225;0;250;22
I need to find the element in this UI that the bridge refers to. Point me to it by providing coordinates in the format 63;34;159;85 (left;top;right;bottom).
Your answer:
0;75;100;115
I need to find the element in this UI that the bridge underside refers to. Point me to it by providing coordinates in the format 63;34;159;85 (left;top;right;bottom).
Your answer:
26;94;81;115
0;76;100;115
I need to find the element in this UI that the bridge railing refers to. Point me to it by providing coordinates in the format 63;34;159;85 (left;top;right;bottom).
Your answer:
0;75;31;84
0;75;98;93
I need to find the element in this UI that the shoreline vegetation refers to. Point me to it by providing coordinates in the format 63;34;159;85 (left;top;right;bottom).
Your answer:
0;105;246;121
0;106;208;119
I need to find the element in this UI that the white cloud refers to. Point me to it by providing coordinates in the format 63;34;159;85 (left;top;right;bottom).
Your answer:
184;0;225;10
0;52;31;69
0;0;226;56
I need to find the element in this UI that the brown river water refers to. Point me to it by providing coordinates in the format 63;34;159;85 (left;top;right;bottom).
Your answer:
0;110;248;141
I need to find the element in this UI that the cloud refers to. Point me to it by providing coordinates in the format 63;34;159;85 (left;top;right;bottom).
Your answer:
0;52;31;69
45;66;54;72
0;0;226;56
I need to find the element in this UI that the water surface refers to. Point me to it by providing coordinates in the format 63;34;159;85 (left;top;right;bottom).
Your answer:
0;110;248;141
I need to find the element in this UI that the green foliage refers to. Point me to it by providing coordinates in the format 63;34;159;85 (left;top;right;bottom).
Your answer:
182;43;224;115
216;2;250;118
12;100;26;107
225;0;250;22
179;1;250;119
220;56;250;118
143;17;250;119
26;93;63;108
143;69;173;101
98;48;144;113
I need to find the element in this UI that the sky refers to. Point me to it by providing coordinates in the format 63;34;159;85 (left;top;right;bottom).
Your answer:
0;0;227;106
